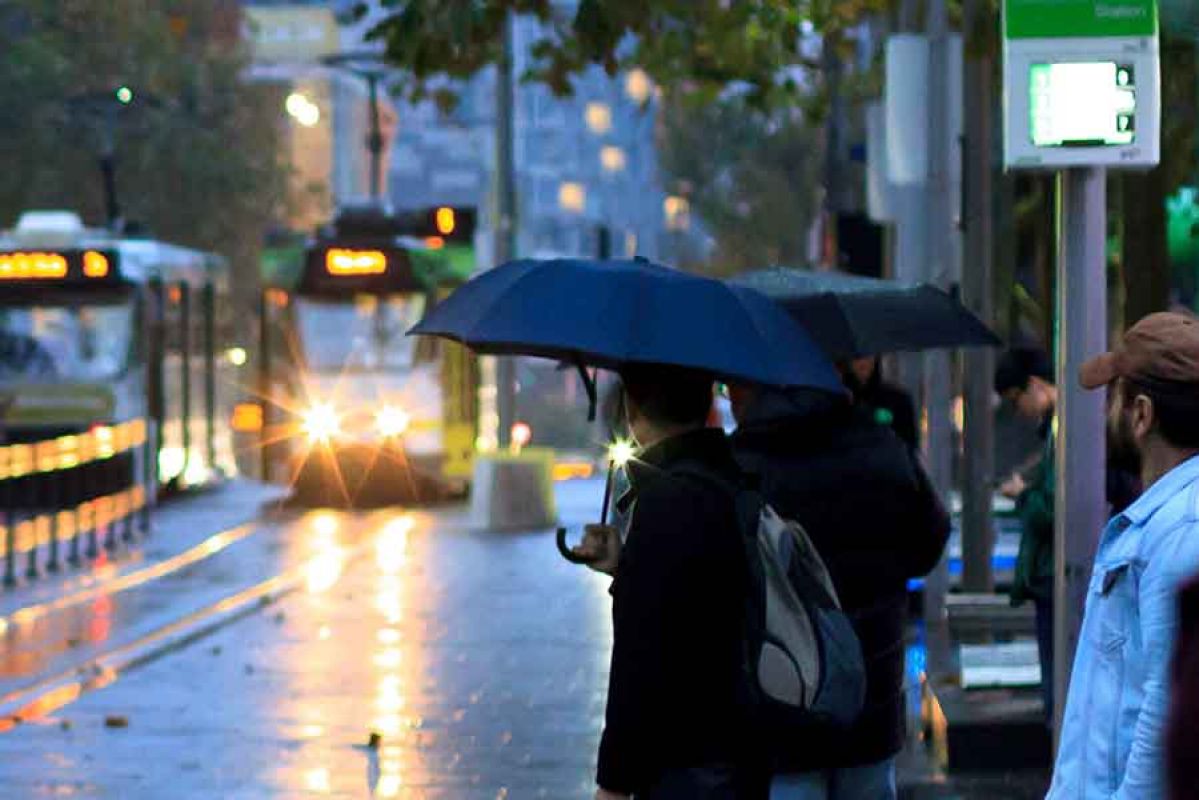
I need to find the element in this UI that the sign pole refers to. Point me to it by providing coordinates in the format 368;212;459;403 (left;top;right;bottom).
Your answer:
1052;166;1109;745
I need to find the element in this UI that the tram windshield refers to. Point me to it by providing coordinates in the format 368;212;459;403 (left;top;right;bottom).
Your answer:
0;301;135;382
295;294;429;373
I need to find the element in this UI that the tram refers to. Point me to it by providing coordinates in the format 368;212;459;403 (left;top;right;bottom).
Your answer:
0;210;236;495
259;205;479;505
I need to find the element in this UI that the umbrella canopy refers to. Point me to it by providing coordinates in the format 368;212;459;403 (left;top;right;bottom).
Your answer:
730;267;1002;360
410;257;843;393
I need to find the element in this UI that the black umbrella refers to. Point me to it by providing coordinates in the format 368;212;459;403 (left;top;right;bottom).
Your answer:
730;267;1002;360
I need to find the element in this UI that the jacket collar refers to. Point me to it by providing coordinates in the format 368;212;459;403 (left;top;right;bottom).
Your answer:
618;428;736;511
1120;454;1199;527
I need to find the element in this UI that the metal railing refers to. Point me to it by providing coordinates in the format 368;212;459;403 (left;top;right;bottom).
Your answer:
0;419;150;586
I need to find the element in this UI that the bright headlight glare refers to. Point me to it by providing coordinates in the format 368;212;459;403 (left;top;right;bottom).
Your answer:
302;403;341;442
376;405;410;437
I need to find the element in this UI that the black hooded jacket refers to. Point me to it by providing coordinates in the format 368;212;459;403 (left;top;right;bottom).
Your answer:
597;428;754;794
732;390;950;770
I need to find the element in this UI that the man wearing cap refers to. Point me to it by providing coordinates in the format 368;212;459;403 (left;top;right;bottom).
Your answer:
1048;312;1199;799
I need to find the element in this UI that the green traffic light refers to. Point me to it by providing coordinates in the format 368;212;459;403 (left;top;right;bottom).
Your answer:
116;86;133;104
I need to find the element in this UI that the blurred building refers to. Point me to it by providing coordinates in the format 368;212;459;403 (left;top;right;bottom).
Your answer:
241;1;397;233
388;15;694;264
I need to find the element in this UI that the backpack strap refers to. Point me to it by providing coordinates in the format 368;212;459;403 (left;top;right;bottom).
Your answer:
671;463;763;542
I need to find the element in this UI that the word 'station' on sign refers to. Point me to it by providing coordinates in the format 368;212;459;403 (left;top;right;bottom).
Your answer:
1003;0;1161;170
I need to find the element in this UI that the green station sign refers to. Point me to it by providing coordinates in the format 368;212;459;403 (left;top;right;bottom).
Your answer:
1005;0;1158;39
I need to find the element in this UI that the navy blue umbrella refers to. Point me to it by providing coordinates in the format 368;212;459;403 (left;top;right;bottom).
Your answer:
410;258;843;396
731;268;1002;360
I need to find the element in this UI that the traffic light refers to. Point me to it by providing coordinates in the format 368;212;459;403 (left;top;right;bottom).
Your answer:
325;205;477;247
416;206;476;246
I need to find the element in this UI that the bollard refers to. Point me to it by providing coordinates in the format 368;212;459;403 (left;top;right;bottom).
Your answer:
122;455;136;544
67;467;82;567
45;474;61;573
24;475;42;580
24;519;39;581
3;511;16;589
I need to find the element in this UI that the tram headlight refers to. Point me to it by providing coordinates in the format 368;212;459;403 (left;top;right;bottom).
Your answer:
302;403;341;443
375;405;410;438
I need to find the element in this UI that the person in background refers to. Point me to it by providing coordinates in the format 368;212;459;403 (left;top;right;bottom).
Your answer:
728;382;949;800
840;356;919;451
1048;312;1199;798
578;364;760;800
993;347;1058;723
1167;572;1199;800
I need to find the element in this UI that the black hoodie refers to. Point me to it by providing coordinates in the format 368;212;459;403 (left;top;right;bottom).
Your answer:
732;389;950;770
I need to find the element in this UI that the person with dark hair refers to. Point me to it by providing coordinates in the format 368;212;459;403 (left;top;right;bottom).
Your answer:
840;356;919;451
1047;313;1199;799
575;363;759;800
993;346;1060;722
727;383;949;800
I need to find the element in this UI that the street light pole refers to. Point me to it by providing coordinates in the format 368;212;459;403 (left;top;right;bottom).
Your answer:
923;0;955;630
99;102;122;229
494;13;518;447
961;0;998;593
322;52;391;206
365;73;384;203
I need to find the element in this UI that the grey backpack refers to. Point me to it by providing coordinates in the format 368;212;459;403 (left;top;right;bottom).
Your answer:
679;468;866;738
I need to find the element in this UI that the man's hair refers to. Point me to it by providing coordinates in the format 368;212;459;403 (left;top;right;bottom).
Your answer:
994;347;1054;396
1122;379;1199;449
620;364;713;428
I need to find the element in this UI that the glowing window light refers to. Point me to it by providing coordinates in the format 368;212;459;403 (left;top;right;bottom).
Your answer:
584;102;612;134
435;206;456;235
626;69;653;104
0;252;68;279
600;145;627;173
83;250;110;278
326;248;387;276
664;195;691;231
558;182;586;213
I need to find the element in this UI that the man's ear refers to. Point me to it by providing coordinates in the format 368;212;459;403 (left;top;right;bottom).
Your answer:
1132;393;1155;442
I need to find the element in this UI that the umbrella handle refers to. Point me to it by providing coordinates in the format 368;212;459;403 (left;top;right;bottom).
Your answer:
556;526;599;565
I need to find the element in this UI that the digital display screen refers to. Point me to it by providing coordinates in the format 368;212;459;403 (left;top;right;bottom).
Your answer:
325;248;387;276
0;250;116;282
1029;61;1136;147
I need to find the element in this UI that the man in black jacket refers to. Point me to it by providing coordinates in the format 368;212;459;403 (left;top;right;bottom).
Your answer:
728;384;950;800
579;364;757;800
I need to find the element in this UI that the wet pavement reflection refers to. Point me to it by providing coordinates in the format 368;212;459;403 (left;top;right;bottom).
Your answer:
0;480;614;798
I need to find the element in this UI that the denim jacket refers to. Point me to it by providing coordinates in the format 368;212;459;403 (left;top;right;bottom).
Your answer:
1048;455;1199;799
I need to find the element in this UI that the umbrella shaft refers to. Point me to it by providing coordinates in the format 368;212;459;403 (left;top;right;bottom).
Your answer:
600;461;616;527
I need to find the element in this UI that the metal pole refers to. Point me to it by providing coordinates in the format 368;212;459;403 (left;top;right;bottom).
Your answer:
1053;166;1108;746
99;104;121;229
203;283;217;475
366;74;384;203
258;291;273;483
179;283;192;485
495;13;518;447
923;0;955;631
960;0;997;593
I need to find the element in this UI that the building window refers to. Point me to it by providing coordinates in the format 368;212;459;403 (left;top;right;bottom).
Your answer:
625;69;653;104
600;145;627;173
558;182;587;213
584;102;612;135
664;196;690;231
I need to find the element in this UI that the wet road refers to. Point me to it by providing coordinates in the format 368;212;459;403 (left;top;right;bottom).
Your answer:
0;480;615;798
